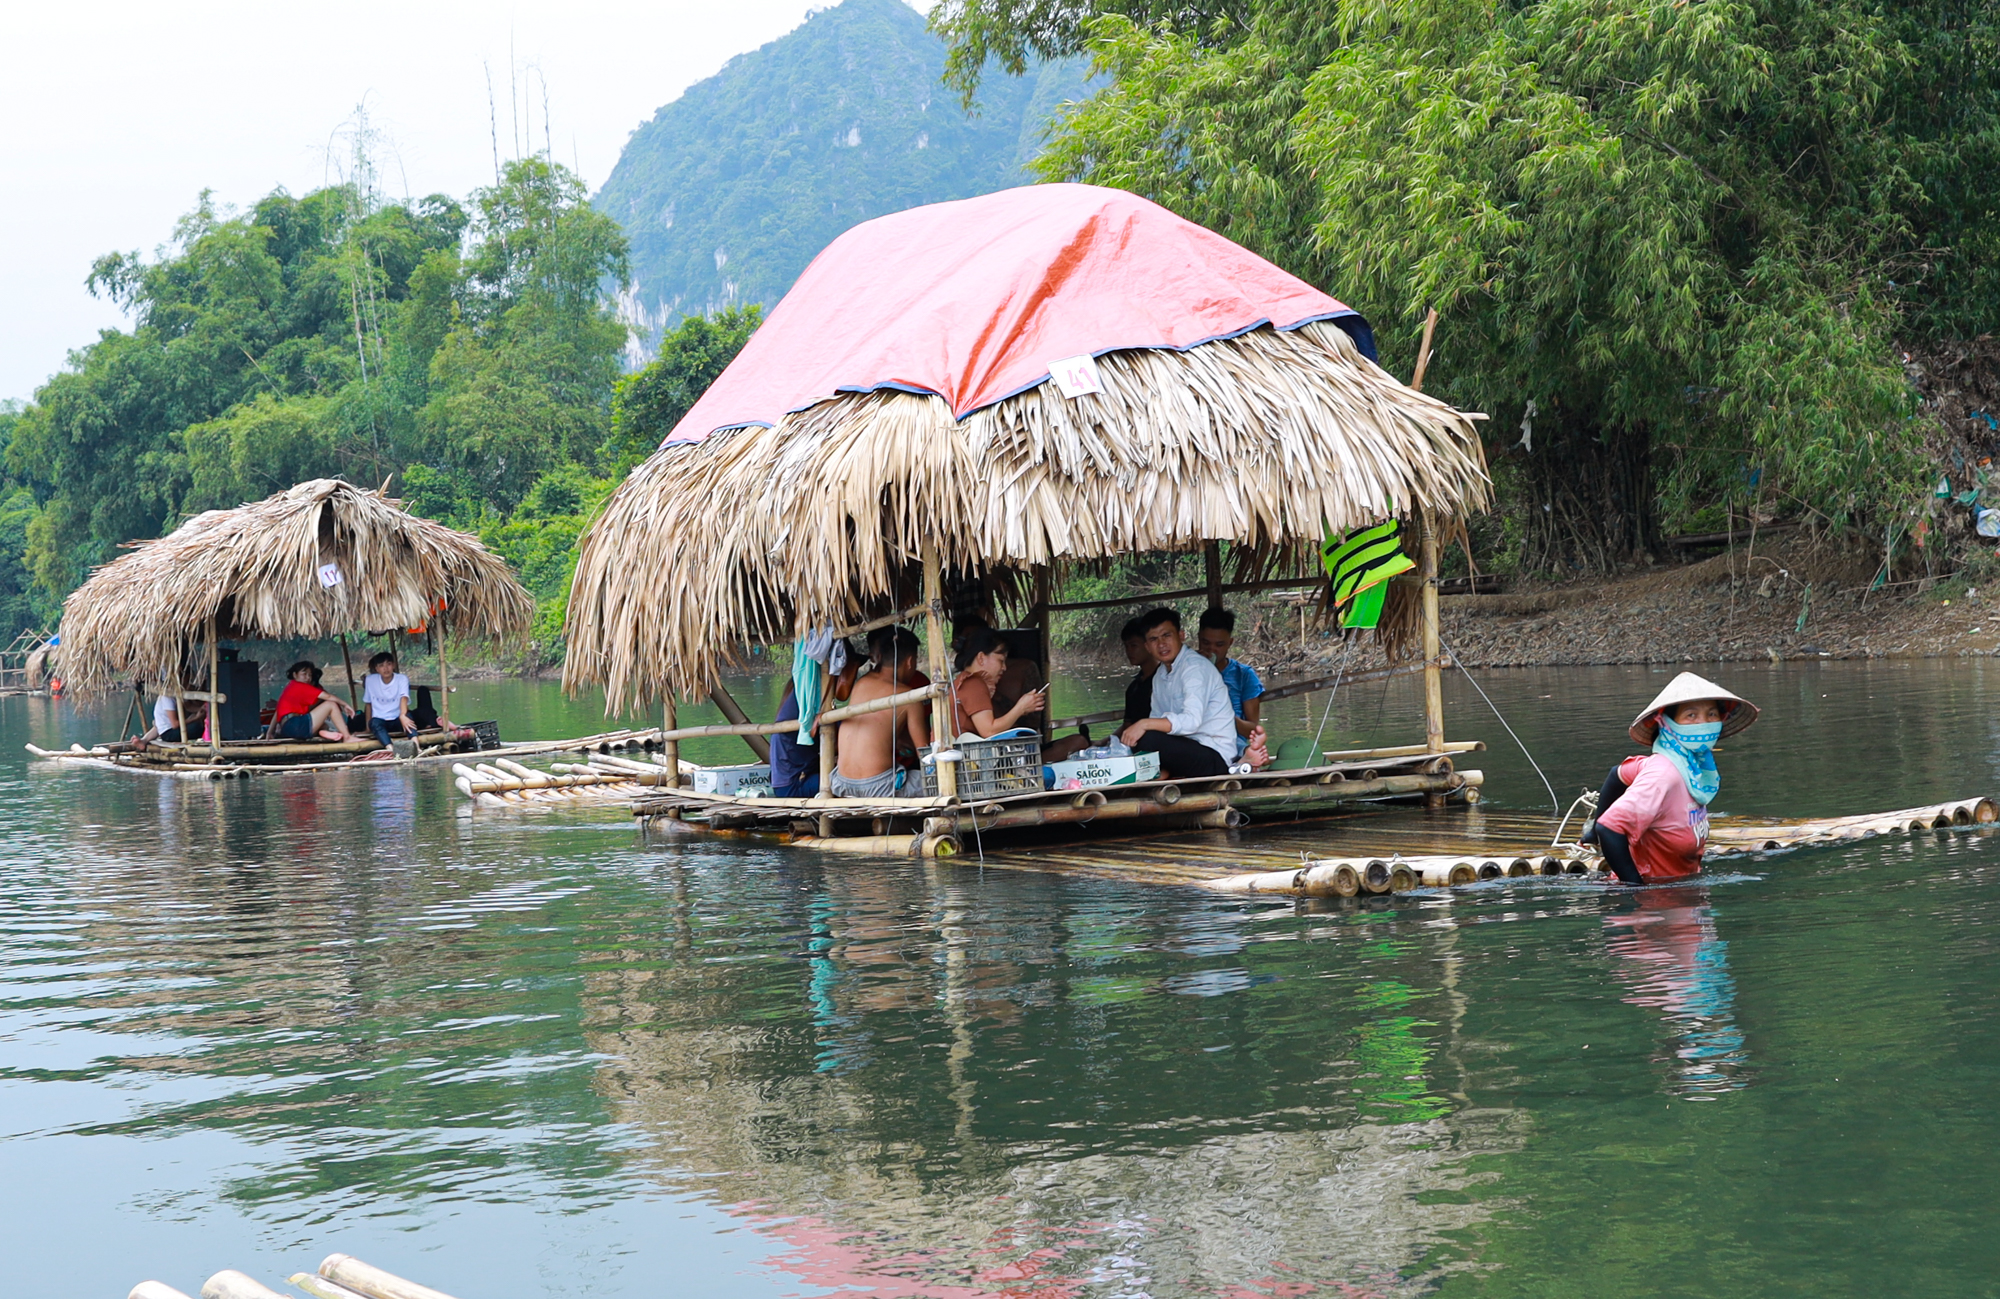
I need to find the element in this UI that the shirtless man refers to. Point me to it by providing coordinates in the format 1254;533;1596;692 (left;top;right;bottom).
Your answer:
831;627;932;798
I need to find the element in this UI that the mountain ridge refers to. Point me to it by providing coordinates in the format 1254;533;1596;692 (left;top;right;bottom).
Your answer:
596;0;1090;354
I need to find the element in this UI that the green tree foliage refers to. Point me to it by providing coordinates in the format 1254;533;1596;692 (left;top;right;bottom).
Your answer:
609;305;763;463
945;0;2000;567
2;155;632;650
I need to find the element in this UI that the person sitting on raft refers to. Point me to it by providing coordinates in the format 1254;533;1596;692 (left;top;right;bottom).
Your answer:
947;628;1049;739
363;652;415;746
1120;615;1158;729
832;627;932;798
1117;607;1241;779
1196;606;1265;760
268;661;356;741
770;639;862;798
1588;672;1759;885
141;692;207;745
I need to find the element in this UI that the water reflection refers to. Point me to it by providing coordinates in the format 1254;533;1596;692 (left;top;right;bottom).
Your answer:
1602;888;1753;1099
582;864;1520;1297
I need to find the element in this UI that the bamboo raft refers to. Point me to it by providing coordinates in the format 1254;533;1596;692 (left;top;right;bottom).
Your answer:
1196;795;2000;895
28;727;664;781
131;1252;459;1299
451;740;1488;851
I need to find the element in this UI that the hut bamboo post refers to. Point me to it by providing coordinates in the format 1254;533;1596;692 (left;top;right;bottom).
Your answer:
921;539;959;801
338;633;360;709
1032;565;1053;742
1203;541;1223;612
660;690;680;789
435;612;450;726
206;615;221;751
1409;308;1446;805
707;679;772;763
818;717;837;801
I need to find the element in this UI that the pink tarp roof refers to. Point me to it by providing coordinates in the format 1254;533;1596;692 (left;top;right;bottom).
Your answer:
664;183;1366;445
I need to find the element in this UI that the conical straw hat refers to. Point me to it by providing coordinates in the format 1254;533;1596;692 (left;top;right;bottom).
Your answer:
1628;671;1759;744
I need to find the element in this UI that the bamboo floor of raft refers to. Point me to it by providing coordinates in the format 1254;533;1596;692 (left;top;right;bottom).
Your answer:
27;726;664;780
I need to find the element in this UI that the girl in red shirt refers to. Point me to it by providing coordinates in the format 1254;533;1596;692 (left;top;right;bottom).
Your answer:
267;661;356;741
1589;672;1759;885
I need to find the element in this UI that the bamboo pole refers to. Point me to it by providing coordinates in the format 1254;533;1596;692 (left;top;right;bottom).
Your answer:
338;633;360;709
660;689;679;789
1204;541;1224;612
818;719;837;801
1033;565;1053;742
656;719;800;741
817;681;941;725
921;539;958;801
707;679;771;762
1322;740;1483;761
206;615;221;752
436;611;450;726
1044;575;1324;613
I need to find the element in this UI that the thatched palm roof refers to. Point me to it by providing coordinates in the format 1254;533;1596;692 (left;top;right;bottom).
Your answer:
60;479;534;693
566;320;1488;711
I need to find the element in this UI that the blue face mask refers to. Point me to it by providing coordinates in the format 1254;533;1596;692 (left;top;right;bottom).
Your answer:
1653;715;1723;805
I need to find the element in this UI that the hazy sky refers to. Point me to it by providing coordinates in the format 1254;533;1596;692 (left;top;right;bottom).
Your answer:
0;0;871;402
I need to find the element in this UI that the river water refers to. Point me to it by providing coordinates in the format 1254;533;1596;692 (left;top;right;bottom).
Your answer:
6;660;2000;1297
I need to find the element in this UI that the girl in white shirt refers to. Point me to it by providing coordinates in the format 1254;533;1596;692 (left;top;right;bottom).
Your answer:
363;653;414;746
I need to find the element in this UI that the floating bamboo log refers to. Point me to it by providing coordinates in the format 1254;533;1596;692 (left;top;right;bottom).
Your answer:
1205;850;1600;895
1705;796;1998;853
789;831;962;857
200;1272;289;1299
316;1253;465;1299
129;1284;195;1299
289;1275;373;1299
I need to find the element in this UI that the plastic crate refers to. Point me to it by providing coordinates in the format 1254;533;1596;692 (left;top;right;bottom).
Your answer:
919;734;1044;798
465;719;502;751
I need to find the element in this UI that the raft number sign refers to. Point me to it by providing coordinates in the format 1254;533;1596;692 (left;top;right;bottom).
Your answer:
317;562;344;589
1048;354;1104;399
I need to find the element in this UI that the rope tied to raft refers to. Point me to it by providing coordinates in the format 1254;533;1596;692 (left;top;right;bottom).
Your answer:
1308;634;1357;758
1439;637;1560;815
1551;789;1600;849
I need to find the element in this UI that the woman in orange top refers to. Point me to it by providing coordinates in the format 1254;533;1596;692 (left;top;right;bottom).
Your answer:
1589;672;1759;885
946;629;1047;739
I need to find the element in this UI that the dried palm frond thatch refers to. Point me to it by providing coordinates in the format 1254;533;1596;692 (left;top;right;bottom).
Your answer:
568;321;1488;712
60;479;534;693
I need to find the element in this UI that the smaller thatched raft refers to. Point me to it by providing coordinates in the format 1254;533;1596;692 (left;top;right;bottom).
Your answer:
60;479;534;693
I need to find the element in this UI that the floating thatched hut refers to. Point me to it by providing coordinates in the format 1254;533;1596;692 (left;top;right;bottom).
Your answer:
62;477;533;696
564;183;1490;846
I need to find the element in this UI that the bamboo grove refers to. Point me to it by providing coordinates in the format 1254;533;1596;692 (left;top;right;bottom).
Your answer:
934;0;2000;570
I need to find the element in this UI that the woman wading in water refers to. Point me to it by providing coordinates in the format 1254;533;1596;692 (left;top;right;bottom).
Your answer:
1587;673;1760;885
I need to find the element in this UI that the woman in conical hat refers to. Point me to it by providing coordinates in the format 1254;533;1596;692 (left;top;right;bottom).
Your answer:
1586;672;1758;885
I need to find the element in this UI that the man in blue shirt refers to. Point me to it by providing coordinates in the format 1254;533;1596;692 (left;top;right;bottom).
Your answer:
1197;607;1264;759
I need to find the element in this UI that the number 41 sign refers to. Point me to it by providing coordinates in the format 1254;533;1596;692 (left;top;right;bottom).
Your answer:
1047;354;1104;399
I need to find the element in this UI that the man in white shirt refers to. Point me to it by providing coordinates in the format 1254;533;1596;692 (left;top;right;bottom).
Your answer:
1118;607;1237;778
